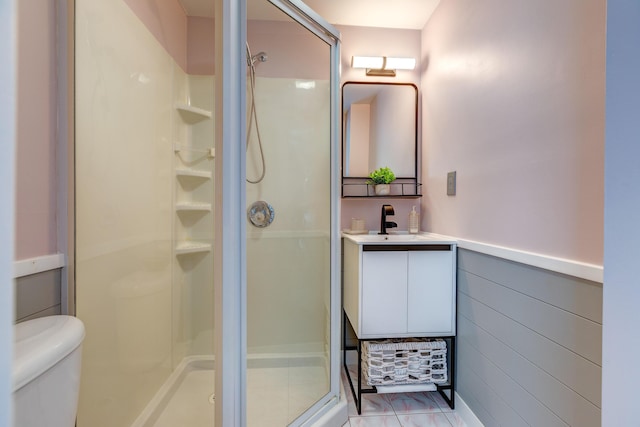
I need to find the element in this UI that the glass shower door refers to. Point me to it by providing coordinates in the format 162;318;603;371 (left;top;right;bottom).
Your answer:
245;0;339;425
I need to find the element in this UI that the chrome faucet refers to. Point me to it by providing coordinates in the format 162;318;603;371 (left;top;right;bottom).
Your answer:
379;204;397;235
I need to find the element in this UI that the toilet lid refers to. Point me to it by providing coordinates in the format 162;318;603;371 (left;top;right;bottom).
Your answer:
13;315;85;391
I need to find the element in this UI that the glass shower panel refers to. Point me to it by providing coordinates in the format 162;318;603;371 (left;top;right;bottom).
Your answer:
246;2;332;425
75;1;215;425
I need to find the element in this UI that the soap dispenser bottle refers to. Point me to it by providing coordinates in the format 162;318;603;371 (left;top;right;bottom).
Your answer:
408;206;419;234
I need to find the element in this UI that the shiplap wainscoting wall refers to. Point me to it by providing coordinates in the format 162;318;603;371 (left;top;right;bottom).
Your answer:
14;269;62;322
456;249;602;427
13;254;65;322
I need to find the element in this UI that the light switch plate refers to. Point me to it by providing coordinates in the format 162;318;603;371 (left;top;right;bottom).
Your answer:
447;171;456;196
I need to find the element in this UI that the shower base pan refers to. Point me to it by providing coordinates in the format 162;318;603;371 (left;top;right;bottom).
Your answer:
131;354;330;427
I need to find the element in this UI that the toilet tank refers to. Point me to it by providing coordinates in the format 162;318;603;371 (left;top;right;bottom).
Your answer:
13;315;85;427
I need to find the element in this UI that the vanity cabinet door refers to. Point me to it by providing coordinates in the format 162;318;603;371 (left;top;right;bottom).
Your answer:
407;250;455;335
361;251;408;336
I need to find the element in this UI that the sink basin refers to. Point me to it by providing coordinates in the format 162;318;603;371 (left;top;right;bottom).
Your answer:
343;232;456;245
355;234;428;242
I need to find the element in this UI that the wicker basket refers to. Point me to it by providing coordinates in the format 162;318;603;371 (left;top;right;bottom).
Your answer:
362;339;448;386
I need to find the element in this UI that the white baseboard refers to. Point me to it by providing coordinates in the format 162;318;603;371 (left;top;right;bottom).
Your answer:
13;253;65;278
455;393;485;427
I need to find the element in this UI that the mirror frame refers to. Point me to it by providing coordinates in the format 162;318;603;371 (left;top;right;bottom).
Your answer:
341;81;418;181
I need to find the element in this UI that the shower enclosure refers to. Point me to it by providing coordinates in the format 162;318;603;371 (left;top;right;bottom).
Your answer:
74;0;341;425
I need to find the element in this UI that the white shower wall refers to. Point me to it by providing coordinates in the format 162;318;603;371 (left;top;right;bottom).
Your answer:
246;77;331;355
75;0;213;426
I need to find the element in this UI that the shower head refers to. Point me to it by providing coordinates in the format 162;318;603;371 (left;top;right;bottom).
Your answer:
246;42;268;67
251;52;268;65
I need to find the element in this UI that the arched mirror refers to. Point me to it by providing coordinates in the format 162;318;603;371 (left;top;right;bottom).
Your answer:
341;82;419;197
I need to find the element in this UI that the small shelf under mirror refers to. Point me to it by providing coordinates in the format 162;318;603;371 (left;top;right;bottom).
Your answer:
342;179;422;199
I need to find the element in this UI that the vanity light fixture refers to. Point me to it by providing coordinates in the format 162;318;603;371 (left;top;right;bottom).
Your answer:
351;55;416;77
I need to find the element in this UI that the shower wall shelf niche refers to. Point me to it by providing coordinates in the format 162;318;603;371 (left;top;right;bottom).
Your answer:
174;159;213;260
175;241;212;255
174;144;215;158
176;168;212;180
173;96;214;264
176;103;212;124
176;202;212;212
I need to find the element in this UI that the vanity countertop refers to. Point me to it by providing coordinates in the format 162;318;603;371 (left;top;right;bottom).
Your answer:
342;232;457;245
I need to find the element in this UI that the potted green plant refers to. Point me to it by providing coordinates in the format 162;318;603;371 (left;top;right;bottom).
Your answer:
367;166;396;196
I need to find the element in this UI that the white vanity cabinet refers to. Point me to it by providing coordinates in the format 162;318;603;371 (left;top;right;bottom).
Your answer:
343;235;456;339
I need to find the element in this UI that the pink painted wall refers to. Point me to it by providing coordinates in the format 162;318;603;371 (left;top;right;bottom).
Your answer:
124;14;323;78
421;0;605;264
123;5;215;75
15;0;58;259
123;0;187;71
248;20;329;80
187;16;215;75
337;25;423;232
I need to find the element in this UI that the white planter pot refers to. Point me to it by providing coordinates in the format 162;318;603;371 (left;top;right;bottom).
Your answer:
374;184;391;196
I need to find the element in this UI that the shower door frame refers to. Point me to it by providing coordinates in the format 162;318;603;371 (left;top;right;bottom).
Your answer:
215;0;341;425
214;0;247;424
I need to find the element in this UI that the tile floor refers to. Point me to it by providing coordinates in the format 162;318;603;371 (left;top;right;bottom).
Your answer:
341;369;469;427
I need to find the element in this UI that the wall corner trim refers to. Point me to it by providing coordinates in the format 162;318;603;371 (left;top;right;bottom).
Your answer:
457;239;603;283
13;253;66;279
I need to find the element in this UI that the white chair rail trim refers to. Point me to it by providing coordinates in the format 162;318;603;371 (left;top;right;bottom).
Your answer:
13;253;66;278
457;239;603;283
